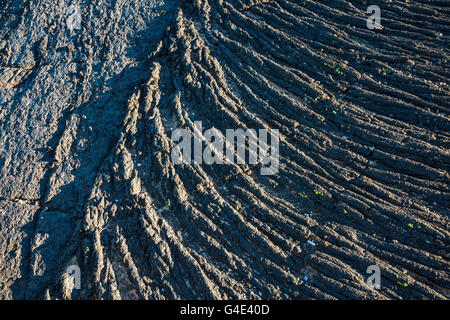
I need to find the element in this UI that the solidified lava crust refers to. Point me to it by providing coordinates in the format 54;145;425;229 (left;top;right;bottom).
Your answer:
0;0;449;299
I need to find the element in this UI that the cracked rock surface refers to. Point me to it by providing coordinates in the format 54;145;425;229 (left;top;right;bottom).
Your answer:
0;0;449;299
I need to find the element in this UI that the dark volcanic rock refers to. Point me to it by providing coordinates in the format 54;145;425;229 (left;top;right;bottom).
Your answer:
0;0;449;299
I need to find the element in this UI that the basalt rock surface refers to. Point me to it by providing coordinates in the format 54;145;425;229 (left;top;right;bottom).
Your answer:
0;0;449;299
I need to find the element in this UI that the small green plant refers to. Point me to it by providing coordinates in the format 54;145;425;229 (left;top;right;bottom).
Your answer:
304;96;312;104
83;246;90;264
298;192;308;198
324;62;344;75
378;67;392;75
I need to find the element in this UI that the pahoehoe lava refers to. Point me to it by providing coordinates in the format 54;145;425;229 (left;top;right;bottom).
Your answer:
0;0;449;299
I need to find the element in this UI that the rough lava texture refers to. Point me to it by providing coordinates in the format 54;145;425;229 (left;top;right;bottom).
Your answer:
0;0;449;299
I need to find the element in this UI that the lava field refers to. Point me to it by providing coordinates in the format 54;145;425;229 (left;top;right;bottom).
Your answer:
0;0;449;299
